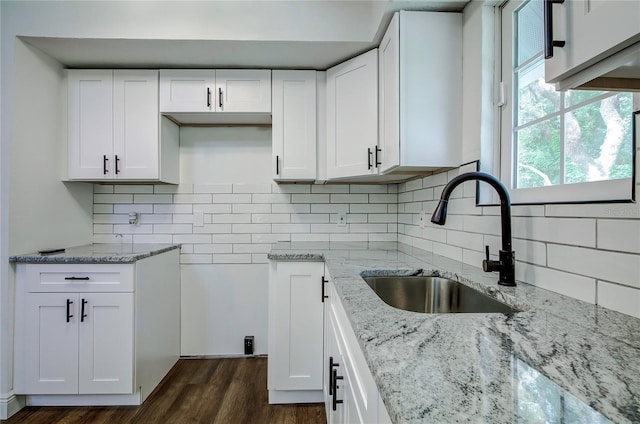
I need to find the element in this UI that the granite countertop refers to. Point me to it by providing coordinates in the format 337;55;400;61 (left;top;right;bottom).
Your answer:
269;241;640;424
10;243;180;264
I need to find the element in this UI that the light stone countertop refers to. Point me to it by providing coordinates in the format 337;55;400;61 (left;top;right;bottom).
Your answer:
269;241;639;424
10;243;180;264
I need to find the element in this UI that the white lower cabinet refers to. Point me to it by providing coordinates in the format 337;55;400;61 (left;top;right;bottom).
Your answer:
14;250;180;405
325;277;392;424
268;260;326;404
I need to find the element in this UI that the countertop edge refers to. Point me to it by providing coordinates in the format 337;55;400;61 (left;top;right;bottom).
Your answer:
9;244;181;264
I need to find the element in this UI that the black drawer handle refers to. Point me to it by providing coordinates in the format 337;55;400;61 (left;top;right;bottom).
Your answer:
65;276;90;281
103;155;109;174
329;356;339;395
321;276;328;303
544;0;566;59
207;87;211;108
375;146;381;167
219;88;223;109
367;147;373;170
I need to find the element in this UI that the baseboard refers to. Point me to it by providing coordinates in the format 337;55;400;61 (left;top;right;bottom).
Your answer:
268;389;323;404
26;392;141;406
0;391;26;419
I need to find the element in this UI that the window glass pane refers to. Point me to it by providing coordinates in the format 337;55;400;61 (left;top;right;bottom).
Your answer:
565;89;607;108
516;0;544;66
517;59;559;126
564;93;634;183
515;117;561;188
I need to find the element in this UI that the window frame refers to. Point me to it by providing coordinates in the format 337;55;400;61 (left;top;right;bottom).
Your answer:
494;0;637;205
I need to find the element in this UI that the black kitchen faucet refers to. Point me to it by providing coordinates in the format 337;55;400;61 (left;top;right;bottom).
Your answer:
431;172;516;287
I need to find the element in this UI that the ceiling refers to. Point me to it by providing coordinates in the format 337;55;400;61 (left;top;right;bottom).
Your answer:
20;0;470;70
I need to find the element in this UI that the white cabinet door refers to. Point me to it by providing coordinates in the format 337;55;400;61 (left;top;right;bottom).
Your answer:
269;261;325;391
16;293;79;394
78;293;134;394
272;70;317;181
216;70;271;112
378;13;400;174
546;0;640;83
159;70;215;112
67;70;113;179
113;70;159;180
326;49;378;179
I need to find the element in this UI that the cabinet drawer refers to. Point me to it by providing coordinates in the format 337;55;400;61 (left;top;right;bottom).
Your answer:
20;264;135;293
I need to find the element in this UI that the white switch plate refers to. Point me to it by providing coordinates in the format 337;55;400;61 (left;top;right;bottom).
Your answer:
337;213;347;227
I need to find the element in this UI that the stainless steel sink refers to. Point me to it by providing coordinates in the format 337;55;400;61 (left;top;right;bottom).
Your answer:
362;276;519;314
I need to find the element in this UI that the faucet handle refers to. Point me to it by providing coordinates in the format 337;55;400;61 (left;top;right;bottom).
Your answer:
483;245;501;273
485;245;490;261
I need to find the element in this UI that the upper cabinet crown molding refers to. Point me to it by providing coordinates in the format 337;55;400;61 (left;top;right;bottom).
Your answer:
66;69;179;183
159;69;272;125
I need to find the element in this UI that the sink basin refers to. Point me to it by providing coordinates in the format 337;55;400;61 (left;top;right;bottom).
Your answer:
362;276;518;314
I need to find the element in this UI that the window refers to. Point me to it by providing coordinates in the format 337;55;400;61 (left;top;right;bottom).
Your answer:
498;0;635;204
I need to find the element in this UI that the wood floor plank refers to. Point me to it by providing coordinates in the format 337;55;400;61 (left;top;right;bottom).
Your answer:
3;358;326;424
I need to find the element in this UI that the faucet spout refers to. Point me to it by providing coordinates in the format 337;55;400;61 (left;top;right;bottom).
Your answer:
430;172;516;287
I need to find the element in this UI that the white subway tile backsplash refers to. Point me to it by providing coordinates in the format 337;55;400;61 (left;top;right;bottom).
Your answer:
388;185;399;194
252;233;290;244
516;264;596;303
405;178;422;191
95;194;133;204
369;233;398;242
398;192;413;203
173;234;212;244
292;194;330;203
252;213;290;224
154;204;193;214
173;194;212;204
212;214;251;224
94;185;114;194
343;214;367;224
133;234;173;244
463;215;500;235
195;204;232;214
387;204;398;213
331;194;367;204
387;223;398;233
213;194;252;203
212;254;252;264
291;214;330;224
462;249;484;267
311;204;349;213
368;214;397;223
194;244;232;254
93;234;132;243
233;243;272;254
113;224;153;234
271;223;310;233
446;230;483;251
180;244;194;254
433;242;462;262
547;244;640;288
311;185;349;194
114;204;153;214
513;217;595;247
404;202;422;214
422;172;448;188
233;204;271;214
513;238;546;266
545;202;640;219
330;233;368;242
181;254;213;264
94;204;114;214
94;224;114;234
153;224;192;234
252;253;269;263
291;233;330;242
134;194;173;204
423;227;447;243
93;214;129;224
350;184;388;194
413;188;434;202
114;185;153;194
310;224;349;234
447;197;482;216
597;281;640;318
172;214;195;224
597;220;640;253
232;223;271;234
350;224;388;233
272;203;310;213
370;194;398;204
141;214;173;224
213;234;251;244
252;193;290;204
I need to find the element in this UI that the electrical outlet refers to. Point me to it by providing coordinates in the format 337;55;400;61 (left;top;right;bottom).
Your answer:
337;213;347;227
419;211;427;228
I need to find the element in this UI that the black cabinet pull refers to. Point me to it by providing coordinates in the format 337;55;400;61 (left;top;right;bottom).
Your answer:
321;276;328;303
544;0;565;59
276;155;280;175
64;276;90;281
332;368;344;411
66;299;73;323
207;88;211;108
115;155;120;174
81;299;88;322
367;148;372;170
375;146;381;167
219;88;223;109
329;356;339;395
103;155;109;175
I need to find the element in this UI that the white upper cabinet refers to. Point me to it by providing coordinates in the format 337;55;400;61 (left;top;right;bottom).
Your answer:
216;70;271;112
326;49;379;179
159;70;214;112
67;70;113;179
272;70;317;181
67;69;178;183
159;69;271;114
378;11;462;174
545;0;640;85
112;70;159;180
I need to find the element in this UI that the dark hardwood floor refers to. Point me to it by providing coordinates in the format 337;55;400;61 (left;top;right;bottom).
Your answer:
4;357;326;424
